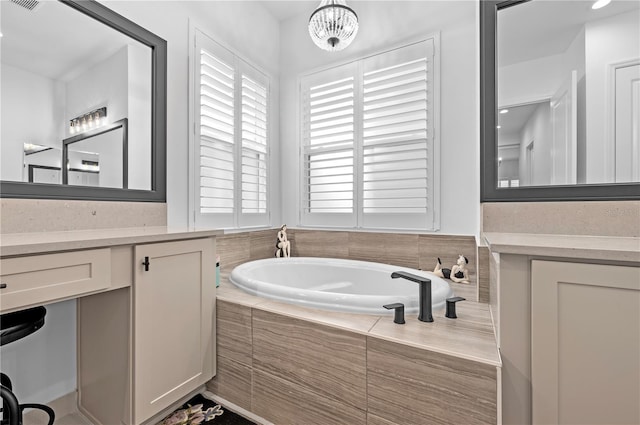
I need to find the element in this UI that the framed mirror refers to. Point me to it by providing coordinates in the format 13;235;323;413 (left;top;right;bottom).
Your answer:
0;0;166;202
480;0;640;201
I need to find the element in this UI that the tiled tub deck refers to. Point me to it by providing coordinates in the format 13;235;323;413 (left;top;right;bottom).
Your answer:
208;279;501;425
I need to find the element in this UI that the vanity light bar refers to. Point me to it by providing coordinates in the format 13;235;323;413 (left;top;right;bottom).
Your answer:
69;107;107;134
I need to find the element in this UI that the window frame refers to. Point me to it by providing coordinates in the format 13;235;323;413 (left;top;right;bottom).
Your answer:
189;27;272;230
298;35;441;231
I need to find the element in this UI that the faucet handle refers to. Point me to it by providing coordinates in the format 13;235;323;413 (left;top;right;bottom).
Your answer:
445;297;466;319
383;303;406;324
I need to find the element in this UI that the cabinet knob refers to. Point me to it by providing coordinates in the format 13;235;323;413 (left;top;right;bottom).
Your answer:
142;256;150;271
0;283;6;289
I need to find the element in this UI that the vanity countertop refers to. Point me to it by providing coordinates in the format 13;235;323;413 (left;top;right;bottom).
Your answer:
0;226;223;257
482;232;640;263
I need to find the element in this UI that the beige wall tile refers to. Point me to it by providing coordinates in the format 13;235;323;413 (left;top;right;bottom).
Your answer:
217;300;252;366
0;199;166;233
289;229;350;258
249;229;278;261
217;233;250;273
367;337;497;425
348;232;419;268
367;413;399;425
206;355;252;412
482;200;640;237
252;309;367;410
489;252;500;345
478;245;491;303
252;370;366;425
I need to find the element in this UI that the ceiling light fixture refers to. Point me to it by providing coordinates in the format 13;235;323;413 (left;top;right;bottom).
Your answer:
308;0;359;52
592;0;612;10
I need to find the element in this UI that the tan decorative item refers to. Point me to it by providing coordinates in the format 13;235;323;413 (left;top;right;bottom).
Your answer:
275;224;291;258
433;257;451;279
450;255;470;283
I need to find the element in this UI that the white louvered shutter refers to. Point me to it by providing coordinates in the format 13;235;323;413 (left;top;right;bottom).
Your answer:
239;64;269;227
301;63;357;227
198;44;235;223
194;31;270;229
361;40;436;229
300;39;438;230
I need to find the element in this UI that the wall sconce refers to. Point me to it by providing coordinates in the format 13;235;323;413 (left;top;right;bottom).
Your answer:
69;107;107;135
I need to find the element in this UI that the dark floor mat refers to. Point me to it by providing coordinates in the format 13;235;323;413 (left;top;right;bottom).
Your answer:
160;394;257;425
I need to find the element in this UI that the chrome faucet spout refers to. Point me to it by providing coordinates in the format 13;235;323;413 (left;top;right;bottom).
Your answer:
390;271;433;322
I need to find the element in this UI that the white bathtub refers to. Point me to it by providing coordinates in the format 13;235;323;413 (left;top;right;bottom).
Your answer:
229;257;455;315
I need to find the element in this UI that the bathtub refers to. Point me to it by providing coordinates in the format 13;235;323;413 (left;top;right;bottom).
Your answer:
228;257;455;315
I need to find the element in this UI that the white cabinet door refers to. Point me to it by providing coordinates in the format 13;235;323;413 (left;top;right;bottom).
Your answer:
133;238;215;424
532;261;640;425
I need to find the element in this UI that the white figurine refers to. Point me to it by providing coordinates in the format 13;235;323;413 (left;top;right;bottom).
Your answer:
450;255;470;284
275;224;290;258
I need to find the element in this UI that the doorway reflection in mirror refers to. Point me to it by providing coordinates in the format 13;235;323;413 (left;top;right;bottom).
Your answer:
497;0;640;188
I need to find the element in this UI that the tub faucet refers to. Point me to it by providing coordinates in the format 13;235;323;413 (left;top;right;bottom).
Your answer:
390;271;433;322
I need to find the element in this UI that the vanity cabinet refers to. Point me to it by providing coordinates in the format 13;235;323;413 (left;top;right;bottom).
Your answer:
0;228;219;425
77;237;217;425
485;232;640;425
133;239;215;423
0;249;111;313
531;261;640;425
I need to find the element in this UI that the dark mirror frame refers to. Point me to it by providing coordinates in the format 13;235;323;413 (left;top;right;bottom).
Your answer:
480;0;640;202
0;0;166;202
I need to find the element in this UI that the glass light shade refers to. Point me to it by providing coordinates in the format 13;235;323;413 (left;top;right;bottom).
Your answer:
309;0;359;52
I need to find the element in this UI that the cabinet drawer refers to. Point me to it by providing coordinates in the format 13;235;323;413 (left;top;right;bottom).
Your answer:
0;249;111;312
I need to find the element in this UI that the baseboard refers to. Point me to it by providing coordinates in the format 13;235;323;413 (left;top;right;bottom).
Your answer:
202;391;273;425
23;391;86;425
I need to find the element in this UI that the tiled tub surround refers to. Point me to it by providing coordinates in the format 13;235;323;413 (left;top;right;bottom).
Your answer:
217;229;486;302
208;281;501;425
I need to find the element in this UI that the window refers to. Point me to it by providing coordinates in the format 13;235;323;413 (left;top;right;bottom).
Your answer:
300;39;439;230
192;30;270;229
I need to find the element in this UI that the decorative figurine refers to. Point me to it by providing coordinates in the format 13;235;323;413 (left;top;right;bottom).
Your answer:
275;224;291;258
450;255;470;283
433;257;451;279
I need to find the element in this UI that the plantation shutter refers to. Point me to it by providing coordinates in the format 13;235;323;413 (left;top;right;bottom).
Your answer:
194;31;270;229
239;63;269;227
361;40;435;229
300;39;438;230
197;38;236;229
301;62;358;227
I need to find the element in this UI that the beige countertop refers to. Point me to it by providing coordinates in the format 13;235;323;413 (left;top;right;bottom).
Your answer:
482;232;640;263
217;277;501;368
0;226;223;257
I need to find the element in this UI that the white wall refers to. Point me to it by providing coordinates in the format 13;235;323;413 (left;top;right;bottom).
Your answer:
127;43;153;190
519;102;551;186
0;300;76;406
0;64;65;181
585;11;640;183
279;0;478;235
102;0;281;228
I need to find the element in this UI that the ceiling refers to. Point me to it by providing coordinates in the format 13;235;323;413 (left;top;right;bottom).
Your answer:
259;0;316;21
1;0;140;81
497;101;547;143
498;0;640;67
